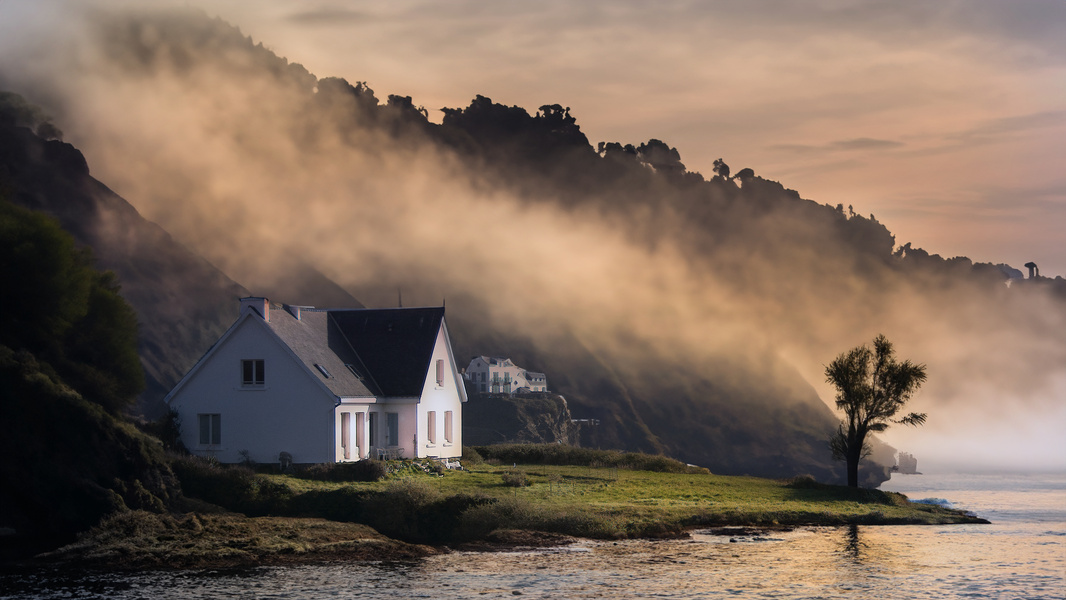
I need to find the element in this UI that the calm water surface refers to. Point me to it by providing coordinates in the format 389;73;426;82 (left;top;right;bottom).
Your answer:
3;473;1063;599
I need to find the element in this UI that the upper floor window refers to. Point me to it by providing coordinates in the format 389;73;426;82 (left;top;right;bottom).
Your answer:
242;359;265;386
436;359;445;386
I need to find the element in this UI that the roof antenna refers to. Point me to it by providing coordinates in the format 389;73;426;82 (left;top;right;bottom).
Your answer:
442;296;446;308
397;288;403;308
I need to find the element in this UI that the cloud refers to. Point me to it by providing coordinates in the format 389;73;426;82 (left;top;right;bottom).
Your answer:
769;138;904;154
2;2;1064;471
286;8;370;26
943;110;1066;146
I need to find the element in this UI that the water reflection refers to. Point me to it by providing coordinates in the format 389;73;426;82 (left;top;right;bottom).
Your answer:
841;524;863;561
3;524;1062;599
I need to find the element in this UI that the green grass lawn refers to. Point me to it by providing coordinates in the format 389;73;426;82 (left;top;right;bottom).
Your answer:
43;456;987;568
249;460;985;540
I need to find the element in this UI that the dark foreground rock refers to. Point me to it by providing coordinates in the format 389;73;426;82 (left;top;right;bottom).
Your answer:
27;511;436;570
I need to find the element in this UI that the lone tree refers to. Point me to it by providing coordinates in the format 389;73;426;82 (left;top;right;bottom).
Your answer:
826;334;928;487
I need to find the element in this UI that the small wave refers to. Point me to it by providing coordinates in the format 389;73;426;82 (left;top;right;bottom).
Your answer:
911;497;955;509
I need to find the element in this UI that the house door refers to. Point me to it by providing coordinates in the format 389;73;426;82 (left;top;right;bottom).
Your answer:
386;412;399;447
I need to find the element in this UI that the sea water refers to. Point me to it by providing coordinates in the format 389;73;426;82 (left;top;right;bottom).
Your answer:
2;473;1063;599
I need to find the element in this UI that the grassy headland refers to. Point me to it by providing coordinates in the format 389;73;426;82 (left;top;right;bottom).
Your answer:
35;446;986;568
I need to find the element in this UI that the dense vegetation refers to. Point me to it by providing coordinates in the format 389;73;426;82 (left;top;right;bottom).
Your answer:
0;198;144;414
0;196;176;558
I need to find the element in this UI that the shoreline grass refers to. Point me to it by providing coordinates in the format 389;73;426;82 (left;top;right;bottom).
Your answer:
26;455;987;569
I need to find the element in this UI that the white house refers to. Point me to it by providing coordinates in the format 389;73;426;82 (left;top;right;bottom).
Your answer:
165;298;467;464
464;356;549;394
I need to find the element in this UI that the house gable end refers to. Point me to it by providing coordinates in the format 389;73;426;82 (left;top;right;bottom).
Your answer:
166;311;340;408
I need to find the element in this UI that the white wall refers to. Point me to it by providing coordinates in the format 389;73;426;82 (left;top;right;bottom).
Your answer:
417;324;465;458
168;315;338;464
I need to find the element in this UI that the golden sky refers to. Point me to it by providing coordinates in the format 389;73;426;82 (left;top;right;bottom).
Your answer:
189;0;1066;276
1;1;1063;471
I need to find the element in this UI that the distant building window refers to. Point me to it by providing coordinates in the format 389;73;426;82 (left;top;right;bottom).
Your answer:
436;359;444;386
242;359;264;386
315;363;332;378
199;414;221;445
444;411;453;444
427;411;436;444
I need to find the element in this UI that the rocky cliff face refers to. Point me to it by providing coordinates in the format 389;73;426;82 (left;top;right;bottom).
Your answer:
462;392;580;446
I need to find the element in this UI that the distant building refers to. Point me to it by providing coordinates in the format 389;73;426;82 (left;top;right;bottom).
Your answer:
894;452;919;474
464;356;548;394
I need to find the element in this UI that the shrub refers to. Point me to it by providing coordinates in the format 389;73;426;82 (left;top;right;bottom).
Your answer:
461;446;484;465
472;443;707;473
296;460;386;482
785;474;819;489
500;469;530;487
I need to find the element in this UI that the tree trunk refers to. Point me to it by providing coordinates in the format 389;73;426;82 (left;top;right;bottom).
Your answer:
846;446;861;488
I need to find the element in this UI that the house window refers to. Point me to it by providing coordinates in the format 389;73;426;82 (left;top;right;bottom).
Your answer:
341;412;351;460
436;359;444;386
424;411;437;443
444;411;453;444
386;412;399;447
315;364;332;378
242;359;265;386
198;414;221;445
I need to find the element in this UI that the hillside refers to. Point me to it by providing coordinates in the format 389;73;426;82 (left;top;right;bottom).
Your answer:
0;197;179;558
2;8;1063;484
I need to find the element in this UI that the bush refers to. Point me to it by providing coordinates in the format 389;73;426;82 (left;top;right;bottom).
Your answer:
457;496;622;540
472;443;707;474
363;479;495;543
461;446;484;465
138;409;185;453
296;460;386;482
785;474;819;489
500;469;530;487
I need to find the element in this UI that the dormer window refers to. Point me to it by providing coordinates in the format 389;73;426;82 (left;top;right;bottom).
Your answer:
315;363;332;378
242;359;265;386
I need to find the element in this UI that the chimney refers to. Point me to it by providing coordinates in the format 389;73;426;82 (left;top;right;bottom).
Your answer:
284;304;313;320
240;297;270;321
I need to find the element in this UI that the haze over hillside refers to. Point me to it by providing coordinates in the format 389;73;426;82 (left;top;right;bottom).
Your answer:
1;6;1063;475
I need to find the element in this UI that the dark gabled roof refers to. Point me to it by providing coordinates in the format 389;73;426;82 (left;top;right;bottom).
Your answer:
327;307;444;398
